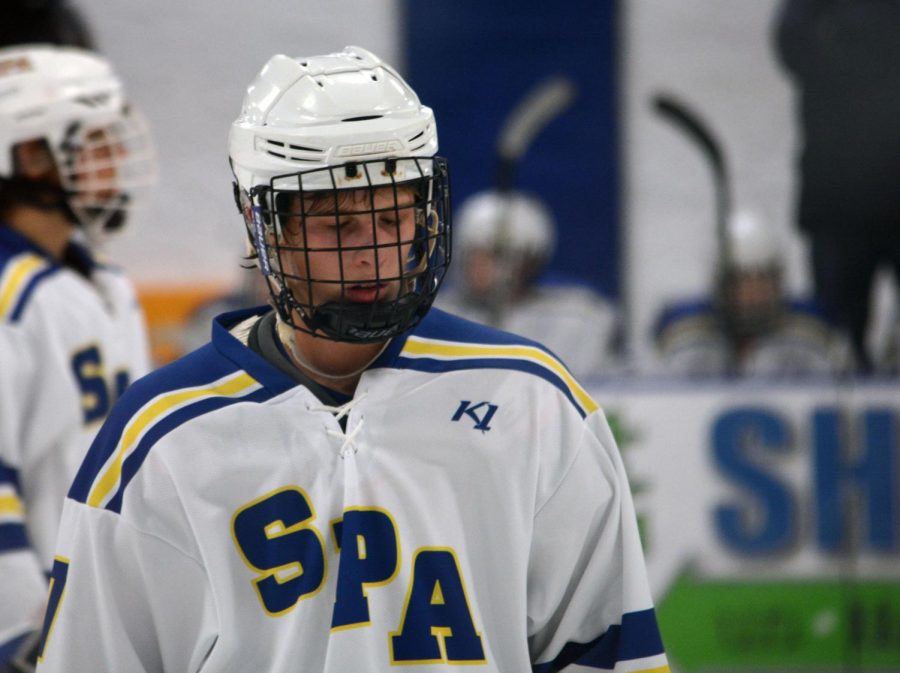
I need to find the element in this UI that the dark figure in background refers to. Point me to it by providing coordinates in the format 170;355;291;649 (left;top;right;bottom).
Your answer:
775;0;900;373
0;0;94;49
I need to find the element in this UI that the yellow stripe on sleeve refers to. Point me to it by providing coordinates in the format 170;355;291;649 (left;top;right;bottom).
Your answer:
0;494;24;516
87;371;259;508
0;255;48;320
401;338;598;415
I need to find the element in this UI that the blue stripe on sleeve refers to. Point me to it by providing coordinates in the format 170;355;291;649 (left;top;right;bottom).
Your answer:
532;608;665;672
0;522;30;553
0;460;28;553
0;460;20;490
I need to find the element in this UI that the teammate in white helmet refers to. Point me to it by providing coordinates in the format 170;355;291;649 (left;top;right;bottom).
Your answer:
35;46;668;673
437;189;621;380
654;210;854;378
0;45;155;672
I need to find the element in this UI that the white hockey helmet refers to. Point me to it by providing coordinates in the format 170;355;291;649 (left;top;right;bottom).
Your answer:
0;44;155;240
716;209;784;336
228;46;451;343
455;189;556;260
723;209;781;272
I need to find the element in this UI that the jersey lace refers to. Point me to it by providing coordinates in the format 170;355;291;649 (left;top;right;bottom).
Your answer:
309;393;368;458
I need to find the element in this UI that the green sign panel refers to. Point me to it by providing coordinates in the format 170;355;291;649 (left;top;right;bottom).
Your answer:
657;569;900;672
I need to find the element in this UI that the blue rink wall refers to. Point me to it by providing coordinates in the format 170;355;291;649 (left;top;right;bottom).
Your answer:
403;0;620;300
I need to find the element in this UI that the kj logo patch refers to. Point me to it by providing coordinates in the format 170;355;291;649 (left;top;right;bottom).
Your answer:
452;400;499;433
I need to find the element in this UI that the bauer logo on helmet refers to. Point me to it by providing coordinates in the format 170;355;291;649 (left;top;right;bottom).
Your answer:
335;140;404;157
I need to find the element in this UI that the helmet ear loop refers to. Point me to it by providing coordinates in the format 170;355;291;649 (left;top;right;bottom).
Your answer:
406;209;431;278
419;166;451;279
404;170;437;278
404;205;443;300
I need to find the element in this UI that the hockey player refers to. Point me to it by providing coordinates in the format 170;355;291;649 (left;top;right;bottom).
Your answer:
437;189;622;380
0;45;155;671
654;210;854;378
35;46;669;673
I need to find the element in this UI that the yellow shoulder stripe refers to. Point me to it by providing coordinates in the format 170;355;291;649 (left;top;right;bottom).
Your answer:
0;254;49;320
401;337;598;415
87;371;260;509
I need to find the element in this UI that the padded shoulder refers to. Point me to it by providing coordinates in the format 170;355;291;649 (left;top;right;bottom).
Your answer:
0;251;59;324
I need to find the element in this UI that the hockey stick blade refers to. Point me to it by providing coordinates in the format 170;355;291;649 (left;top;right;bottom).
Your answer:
495;76;578;191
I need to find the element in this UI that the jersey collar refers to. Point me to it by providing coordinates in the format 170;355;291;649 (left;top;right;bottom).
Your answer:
0;223;97;277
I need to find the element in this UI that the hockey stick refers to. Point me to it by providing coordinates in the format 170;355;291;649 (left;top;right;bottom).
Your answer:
494;76;578;192
651;92;733;264
478;76;577;324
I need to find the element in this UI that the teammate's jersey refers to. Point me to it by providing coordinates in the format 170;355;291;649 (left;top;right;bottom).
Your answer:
653;297;854;378
0;226;150;655
437;282;621;381
37;307;668;673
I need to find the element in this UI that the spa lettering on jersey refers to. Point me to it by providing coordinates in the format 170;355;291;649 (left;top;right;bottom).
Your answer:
231;487;487;665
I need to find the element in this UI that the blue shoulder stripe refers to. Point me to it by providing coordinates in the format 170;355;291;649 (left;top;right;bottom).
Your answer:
0;253;59;323
69;331;296;513
102;385;275;514
654;298;715;340
532;608;668;672
9;265;58;323
397;335;597;418
384;308;598;418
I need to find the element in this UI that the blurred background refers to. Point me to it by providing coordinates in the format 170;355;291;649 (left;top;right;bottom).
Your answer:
42;0;900;670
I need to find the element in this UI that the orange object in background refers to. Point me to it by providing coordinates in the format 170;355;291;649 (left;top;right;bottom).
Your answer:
137;284;230;366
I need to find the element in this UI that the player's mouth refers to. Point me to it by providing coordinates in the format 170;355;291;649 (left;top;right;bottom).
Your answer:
345;283;387;303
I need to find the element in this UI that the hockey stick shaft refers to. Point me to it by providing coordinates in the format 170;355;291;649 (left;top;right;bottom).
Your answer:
651;93;732;261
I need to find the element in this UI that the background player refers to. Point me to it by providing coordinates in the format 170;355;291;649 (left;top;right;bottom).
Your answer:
653;209;853;378
437;189;622;380
0;45;155;672
36;46;668;673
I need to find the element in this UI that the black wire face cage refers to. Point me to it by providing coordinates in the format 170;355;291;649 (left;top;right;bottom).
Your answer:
248;156;451;343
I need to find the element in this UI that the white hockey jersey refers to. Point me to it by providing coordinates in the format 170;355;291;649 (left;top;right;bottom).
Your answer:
653;297;854;379
36;307;668;673
0;227;150;658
